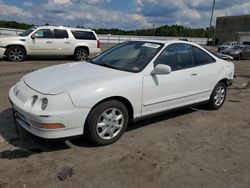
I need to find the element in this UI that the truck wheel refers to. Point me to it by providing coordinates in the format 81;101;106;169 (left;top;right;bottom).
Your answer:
6;46;27;62
74;48;88;61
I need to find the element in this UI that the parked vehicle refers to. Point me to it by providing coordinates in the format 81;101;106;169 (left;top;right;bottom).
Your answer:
220;45;243;59
0;26;101;62
218;41;237;52
241;45;250;59
229;45;248;60
9;40;234;145
220;44;250;60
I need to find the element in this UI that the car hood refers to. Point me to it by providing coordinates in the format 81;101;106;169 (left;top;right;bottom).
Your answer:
0;36;25;45
23;62;132;95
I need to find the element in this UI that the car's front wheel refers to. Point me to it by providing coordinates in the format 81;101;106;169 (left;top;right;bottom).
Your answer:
6;46;27;62
208;82;227;110
85;100;129;145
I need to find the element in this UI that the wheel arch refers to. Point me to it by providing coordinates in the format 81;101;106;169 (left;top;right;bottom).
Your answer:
74;46;90;55
85;96;134;126
218;78;231;87
5;44;27;55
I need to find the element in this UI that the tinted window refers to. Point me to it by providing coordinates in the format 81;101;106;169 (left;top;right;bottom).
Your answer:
54;29;69;38
194;47;215;65
34;29;52;38
71;30;96;40
154;44;194;71
243;41;250;45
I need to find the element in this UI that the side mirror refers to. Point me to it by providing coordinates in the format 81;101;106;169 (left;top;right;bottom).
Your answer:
31;33;38;39
151;64;171;75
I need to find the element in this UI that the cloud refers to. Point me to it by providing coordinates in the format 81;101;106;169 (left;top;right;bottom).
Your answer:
134;0;250;28
0;0;250;30
0;2;32;19
23;2;34;7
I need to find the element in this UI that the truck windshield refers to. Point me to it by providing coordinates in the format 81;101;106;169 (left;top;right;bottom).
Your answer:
19;27;36;37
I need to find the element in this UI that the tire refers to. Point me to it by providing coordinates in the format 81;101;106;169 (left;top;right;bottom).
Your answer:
207;82;227;110
85;100;129;146
74;48;88;61
239;54;242;60
6;46;27;62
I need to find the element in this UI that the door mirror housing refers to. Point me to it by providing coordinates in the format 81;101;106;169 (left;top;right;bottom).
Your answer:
31;33;38;39
151;64;171;75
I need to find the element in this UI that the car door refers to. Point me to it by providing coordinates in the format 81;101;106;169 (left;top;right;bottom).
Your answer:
27;29;54;55
52;29;72;55
142;43;202;116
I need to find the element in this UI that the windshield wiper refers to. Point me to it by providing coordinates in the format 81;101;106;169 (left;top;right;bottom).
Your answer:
98;63;116;69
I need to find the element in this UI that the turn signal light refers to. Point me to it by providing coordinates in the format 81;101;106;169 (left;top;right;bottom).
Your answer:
40;123;65;129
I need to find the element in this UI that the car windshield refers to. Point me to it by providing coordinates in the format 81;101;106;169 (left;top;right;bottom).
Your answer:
19;27;36;36
91;41;163;73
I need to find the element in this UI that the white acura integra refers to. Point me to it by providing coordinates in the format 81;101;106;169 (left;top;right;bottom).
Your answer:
9;40;234;145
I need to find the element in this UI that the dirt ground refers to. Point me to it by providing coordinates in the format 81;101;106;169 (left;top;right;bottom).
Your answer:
0;47;250;188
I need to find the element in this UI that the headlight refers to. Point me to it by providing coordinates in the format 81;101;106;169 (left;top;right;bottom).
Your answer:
41;98;48;110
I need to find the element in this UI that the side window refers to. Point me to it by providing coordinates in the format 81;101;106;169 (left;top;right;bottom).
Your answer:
54;29;69;39
194;47;215;65
34;29;52;38
71;30;96;40
154;44;194;71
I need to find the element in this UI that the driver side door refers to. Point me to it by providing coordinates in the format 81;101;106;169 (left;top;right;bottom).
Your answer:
142;43;202;116
27;29;55;55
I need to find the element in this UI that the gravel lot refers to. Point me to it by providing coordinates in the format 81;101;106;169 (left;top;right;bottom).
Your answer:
0;47;250;188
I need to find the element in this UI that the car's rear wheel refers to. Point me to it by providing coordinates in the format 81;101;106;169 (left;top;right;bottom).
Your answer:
85;100;129;146
6;46;27;62
74;48;88;61
207;82;227;110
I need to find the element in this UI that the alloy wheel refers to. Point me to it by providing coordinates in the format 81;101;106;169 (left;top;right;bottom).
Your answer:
96;108;124;140
214;86;225;106
8;48;25;62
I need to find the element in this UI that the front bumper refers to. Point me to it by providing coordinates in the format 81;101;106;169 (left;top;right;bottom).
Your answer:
9;81;91;139
0;47;6;59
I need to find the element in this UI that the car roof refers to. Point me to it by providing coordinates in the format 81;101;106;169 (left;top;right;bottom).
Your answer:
36;25;94;32
129;39;202;47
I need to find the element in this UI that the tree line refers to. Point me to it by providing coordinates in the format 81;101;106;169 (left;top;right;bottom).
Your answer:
92;25;214;38
0;20;214;38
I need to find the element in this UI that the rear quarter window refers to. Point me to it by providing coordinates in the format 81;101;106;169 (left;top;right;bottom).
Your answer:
71;30;96;40
54;29;69;39
193;47;215;65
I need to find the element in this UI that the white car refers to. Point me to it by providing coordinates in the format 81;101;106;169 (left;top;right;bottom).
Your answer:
9;40;234;145
0;26;101;61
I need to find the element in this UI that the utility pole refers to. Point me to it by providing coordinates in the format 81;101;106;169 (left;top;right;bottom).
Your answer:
208;0;215;45
152;24;155;36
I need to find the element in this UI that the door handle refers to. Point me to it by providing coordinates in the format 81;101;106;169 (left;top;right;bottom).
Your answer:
46;41;52;44
191;73;198;76
65;41;70;44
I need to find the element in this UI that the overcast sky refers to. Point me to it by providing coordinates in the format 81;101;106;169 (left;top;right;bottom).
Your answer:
0;0;250;30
